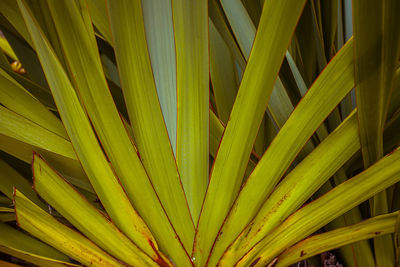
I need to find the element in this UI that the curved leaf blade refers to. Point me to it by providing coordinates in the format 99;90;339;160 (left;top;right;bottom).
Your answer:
235;146;400;266
33;155;172;266
0;221;69;262
106;1;195;260
17;0;159;259
173;0;209;224
142;0;177;155
193;1;307;265
14;189;147;267
276;212;399;266
212;110;359;266
216;38;354;267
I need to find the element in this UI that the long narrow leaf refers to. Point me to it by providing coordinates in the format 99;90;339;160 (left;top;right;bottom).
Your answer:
106;1;195;259
14;189;147;267
33;155;171;266
0;68;66;138
173;0;209;224
210;110;359;266
354;0;400;168
276;212;399;266
212;37;354;267
0;106;75;160
234;146;400;266
17;0;163;261
0;134;91;193
45;0;184;258
193;1;307;265
0;246;77;267
86;0;112;44
209;19;238;124
0;221;69;262
220;0;255;58
353;1;400;264
142;0;177;155
46;1;190;263
219;36;354;264
0;159;45;209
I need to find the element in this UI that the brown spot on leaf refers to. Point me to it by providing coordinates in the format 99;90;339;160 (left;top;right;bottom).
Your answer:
148;240;170;267
249;257;261;267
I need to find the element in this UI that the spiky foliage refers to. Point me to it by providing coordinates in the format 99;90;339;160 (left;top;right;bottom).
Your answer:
0;0;400;266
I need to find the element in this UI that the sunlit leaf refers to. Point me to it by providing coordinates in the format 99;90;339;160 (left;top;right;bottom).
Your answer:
106;1;194;264
14;189;148;266
277;212;399;266
193;1;307;265
235;146;400;266
33;155;171;266
173;0;209;224
0;221;69;263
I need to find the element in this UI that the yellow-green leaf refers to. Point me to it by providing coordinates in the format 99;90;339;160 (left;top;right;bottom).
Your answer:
0;106;75;160
33;155;171;266
0;212;15;222
0;35;17;60
192;2;325;263
106;0;195;260
209;19;238;124
0;68;65;138
216;38;354;267
354;0;400;168
354;1;400;264
0;246;77;267
276;212;399;266
0;133;92;193
142;0;177;155
173;0;209;224
17;0;161;260
86;0;112;44
0;1;32;46
0;221;69;263
14;189;146;267
211;110;359;266
44;1;190;263
0;158;45;209
235;146;400;266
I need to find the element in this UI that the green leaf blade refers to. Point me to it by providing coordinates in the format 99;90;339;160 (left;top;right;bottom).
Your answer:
106;0;194;263
235;146;400;266
142;0;177;155
216;37;354;267
173;0;209;224
17;0;162;260
211;110;360;266
0;221;69;263
33;155;172;266
276;212;399;266
14;189;149;267
193;1;307;265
